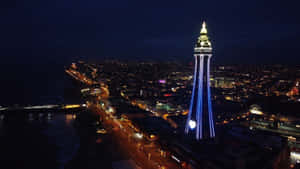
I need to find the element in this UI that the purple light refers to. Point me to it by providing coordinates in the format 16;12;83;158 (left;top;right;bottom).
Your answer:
159;80;166;84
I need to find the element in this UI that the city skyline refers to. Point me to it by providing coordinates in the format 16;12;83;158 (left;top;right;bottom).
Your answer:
1;1;300;169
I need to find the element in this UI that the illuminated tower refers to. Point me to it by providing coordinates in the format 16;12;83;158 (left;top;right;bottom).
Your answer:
185;22;215;140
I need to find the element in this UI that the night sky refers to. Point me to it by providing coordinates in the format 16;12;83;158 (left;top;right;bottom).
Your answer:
0;0;300;104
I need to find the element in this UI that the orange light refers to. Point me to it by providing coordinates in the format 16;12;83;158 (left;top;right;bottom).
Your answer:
66;114;73;120
162;114;169;120
96;138;102;144
182;110;188;115
64;104;81;109
225;96;232;101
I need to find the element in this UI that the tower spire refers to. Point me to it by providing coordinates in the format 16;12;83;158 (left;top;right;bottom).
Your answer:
196;21;211;48
200;21;207;34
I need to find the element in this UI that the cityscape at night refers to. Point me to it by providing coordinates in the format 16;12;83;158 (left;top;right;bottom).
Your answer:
1;1;300;169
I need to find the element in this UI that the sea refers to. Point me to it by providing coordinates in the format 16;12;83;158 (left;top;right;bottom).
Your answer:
0;60;129;169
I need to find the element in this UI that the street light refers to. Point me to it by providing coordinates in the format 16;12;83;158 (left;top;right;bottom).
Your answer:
135;133;143;139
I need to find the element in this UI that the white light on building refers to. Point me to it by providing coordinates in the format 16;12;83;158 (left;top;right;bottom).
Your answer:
189;120;196;129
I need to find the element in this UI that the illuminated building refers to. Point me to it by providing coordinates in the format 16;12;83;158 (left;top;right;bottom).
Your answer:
185;22;216;140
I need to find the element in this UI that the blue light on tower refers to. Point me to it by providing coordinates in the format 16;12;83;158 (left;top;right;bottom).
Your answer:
185;22;215;140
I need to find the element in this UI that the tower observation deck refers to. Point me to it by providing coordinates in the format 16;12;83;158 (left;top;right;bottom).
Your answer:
185;22;215;140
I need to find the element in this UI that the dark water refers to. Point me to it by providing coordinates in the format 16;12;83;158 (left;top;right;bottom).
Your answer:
0;111;130;169
0;60;130;168
44;114;80;167
0;113;79;169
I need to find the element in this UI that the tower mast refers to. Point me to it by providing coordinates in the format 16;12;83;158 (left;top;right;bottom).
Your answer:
185;22;215;140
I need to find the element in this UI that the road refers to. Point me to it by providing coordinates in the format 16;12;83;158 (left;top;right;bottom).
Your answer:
92;104;182;169
66;64;183;169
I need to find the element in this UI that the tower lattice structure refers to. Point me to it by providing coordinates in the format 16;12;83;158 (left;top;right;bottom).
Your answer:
185;22;216;140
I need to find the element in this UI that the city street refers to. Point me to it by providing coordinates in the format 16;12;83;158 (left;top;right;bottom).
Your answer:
92;104;182;169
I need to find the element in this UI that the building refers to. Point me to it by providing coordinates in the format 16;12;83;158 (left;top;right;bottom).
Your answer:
185;22;216;140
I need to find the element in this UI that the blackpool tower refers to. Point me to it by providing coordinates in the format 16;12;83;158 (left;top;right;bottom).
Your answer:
185;22;215;140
